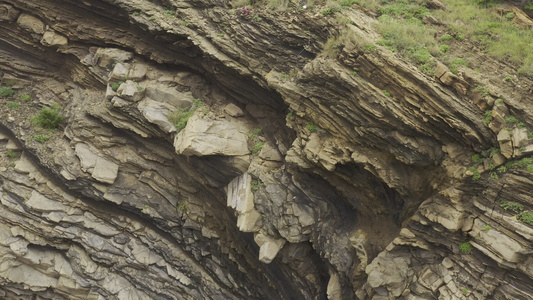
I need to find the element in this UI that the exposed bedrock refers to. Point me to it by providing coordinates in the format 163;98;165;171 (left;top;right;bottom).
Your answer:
0;0;532;299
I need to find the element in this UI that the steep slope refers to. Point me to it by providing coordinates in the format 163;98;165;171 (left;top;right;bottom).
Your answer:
0;0;532;299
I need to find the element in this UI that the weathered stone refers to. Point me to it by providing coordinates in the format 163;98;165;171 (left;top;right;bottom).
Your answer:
91;157;119;184
254;233;286;264
16;13;44;34
128;63;148;81
110;63;129;81
0;4;20;22
223;103;244;117
137;98;176;133
498;130;513;158
492;154;506;167
175;113;250;156
75;143;98;172
41;30;68;47
118;80;144;102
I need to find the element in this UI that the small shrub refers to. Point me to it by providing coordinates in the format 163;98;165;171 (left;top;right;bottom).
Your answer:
496;98;504;104
33;134;51;143
459;242;473;254
217;33;225;37
504;75;512;82
497;165;507;173
111;81;123;92
306;122;318;132
383;90;391;97
488;172;498;181
517;211;533;225
482;225;491;231
6;101;20;110
500;199;524;213
338;0;359;7
440;44;450;53
504;115;519;123
351;71;358;77
462;287;469;296
252;142;264;155
20;94;31;102
137;86;144;91
527;165;533;173
31;103;63;130
529;131;533;139
517;122;526;129
505;12;515;20
0;87;14;97
440;34;454;42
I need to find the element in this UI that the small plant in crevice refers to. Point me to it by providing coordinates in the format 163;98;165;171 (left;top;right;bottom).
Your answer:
488;172;498;181
483;110;492;125
251;179;263;191
168;100;203;131
459;241;473;254
31;103;63;130
482;225;491;231
177;201;188;212
163;10;175;18
504;115;519;124
286;112;294;119
141;205;149;213
362;43;377;52
111;81;123;92
383;90;391;97
306;122;318;133
462;287;469;296
252;142;264;155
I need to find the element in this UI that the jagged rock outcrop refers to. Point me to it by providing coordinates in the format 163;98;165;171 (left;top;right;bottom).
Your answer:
0;0;532;299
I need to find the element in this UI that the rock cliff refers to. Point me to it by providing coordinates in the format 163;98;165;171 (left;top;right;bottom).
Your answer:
0;0;532;299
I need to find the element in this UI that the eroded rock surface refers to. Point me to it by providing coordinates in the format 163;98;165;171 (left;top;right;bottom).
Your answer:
0;0;532;299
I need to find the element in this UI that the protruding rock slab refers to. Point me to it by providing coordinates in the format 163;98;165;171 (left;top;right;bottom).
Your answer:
227;173;260;232
254;233;286;264
175;113;250;156
91;157;119;184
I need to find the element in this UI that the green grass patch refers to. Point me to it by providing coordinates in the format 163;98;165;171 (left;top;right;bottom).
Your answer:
6;149;19;158
33;134;51;143
6;101;20;110
483;110;492;125
306;122;318;132
504;115;519;123
517;211;533;225
19;94;31;102
111;81;123;92
0;87;14;98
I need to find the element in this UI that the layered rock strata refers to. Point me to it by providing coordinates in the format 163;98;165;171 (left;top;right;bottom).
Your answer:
0;0;532;299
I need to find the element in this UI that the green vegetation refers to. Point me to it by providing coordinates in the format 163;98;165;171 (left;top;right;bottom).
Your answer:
488;172;498;181
482;225;491;231
286;112;294;119
483;110;492;125
517;211;533;225
462;287;469;296
31;103;63;130
6;149;19;158
383;90;391;97
19;94;31;102
440;34;454;42
251;179;264;191
500;199;523;213
459;241;473;254
252;142;264;155
306;122;318;132
217;33;225;37
0;87;14;98
33;134;51;143
504;115;519;123
321;6;342;16
475;85;490;97
6;101;20;110
163;10;175;18
168;100;203;131
471;154;483;164
178;201;188;212
111;81;123;92
362;43;377;51
446;57;468;74
434;0;533;76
